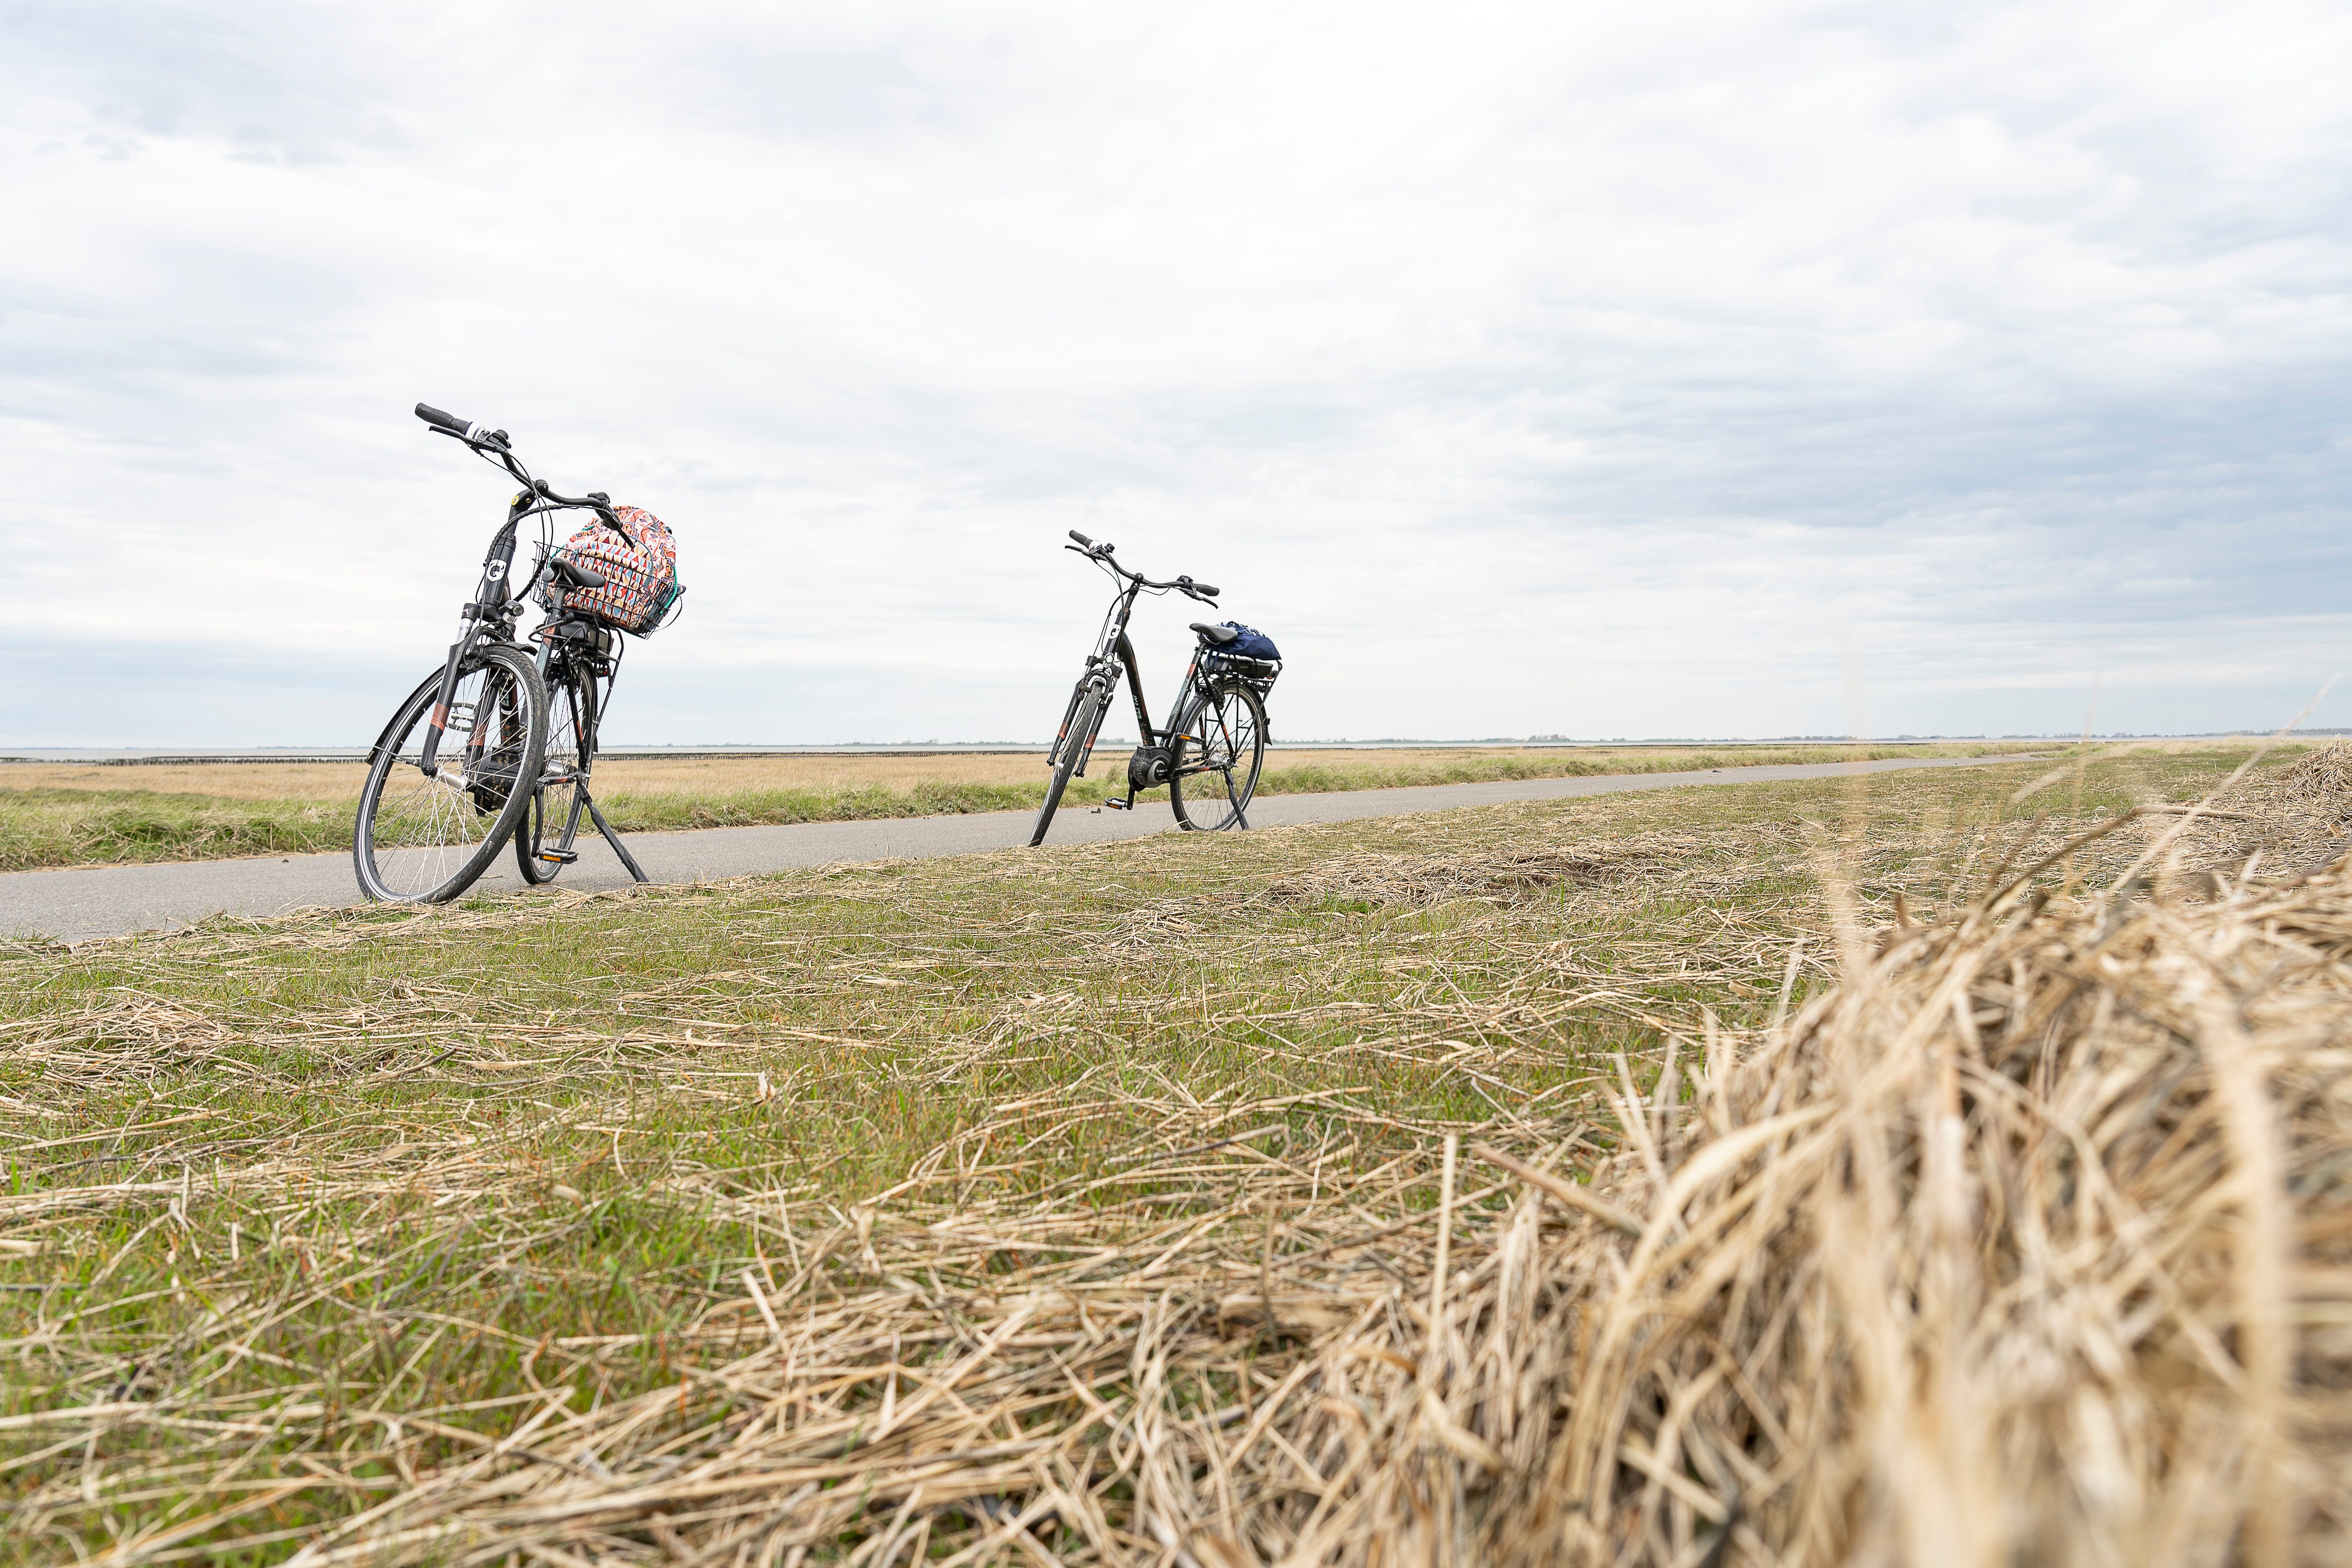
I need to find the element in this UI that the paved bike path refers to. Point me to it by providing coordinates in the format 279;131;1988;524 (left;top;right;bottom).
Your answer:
1;755;2025;943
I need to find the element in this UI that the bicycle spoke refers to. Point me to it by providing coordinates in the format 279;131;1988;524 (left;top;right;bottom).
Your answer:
1169;681;1266;833
518;660;594;884
358;650;545;902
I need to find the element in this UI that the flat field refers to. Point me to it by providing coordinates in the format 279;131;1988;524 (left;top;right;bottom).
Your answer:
5;742;2344;1562
0;741;2045;872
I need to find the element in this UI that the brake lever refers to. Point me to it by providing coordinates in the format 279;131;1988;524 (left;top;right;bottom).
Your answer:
425;423;512;457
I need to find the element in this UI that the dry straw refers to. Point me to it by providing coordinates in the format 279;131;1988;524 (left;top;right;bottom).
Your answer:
279;877;2347;1563
12;755;2352;1564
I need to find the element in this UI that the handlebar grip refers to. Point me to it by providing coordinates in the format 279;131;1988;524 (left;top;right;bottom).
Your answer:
1068;530;1093;547
1193;583;1220;598
415;403;469;436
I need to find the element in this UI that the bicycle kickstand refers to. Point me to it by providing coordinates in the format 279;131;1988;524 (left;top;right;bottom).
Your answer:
579;785;651;884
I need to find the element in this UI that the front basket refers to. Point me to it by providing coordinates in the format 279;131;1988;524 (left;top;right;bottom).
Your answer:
630;583;688;638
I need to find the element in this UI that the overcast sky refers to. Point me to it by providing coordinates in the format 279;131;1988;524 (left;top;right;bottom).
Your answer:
5;0;2349;745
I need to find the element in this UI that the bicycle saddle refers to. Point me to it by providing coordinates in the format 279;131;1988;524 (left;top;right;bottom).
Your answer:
550;557;608;590
1191;622;1239;644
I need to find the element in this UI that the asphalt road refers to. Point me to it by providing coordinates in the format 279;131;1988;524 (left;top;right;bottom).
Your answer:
2;755;2026;943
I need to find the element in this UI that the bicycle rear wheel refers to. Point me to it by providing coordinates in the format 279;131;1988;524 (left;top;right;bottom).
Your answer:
354;644;548;903
1031;681;1107;846
1168;682;1267;831
517;659;595;884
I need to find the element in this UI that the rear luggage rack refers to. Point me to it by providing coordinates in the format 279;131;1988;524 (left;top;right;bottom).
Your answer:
1205;651;1281;690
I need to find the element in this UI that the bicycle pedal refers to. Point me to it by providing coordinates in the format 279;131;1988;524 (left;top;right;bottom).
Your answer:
1103;796;1131;811
536;849;579;865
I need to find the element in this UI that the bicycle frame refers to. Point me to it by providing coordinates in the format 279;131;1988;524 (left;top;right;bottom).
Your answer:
1031;532;1259;846
392;403;649;884
412;417;624;781
1049;575;1164;780
1046;544;1257;819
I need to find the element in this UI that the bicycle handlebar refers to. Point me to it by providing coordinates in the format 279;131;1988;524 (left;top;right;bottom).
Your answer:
417;402;617;523
533;479;617;519
416;402;508;448
1065;535;1220;601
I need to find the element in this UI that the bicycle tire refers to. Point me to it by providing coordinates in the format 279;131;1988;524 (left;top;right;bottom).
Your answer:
1031;683;1106;846
354;644;548;903
517;658;595;884
1168;681;1267;831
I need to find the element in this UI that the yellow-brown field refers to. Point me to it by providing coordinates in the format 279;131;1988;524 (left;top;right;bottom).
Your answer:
3;748;1570;802
0;742;2049;803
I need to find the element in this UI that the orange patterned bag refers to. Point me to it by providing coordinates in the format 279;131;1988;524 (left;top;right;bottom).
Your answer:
541;505;681;633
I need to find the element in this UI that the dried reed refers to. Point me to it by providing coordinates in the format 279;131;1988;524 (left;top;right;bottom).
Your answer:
2183;738;2352;881
247;880;2340;1564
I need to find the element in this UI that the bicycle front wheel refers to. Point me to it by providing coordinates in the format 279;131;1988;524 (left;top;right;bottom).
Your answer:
354;644;548;903
1168;682;1267;831
1031;682;1106;846
517;660;595;885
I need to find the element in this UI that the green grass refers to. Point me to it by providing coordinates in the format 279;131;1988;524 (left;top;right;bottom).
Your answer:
0;745;2263;1556
0;741;2045;871
0;787;356;871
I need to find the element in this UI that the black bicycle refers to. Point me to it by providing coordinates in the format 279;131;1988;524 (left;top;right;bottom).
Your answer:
352;404;660;903
1031;531;1277;846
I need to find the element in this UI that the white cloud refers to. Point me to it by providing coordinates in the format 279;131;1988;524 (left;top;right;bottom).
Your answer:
4;0;2349;744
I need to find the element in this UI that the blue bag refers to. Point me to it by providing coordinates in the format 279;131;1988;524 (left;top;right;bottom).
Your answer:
1214;623;1281;661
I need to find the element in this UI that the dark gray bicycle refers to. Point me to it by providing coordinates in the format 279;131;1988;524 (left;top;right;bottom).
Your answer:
1031;531;1279;846
351;404;673;903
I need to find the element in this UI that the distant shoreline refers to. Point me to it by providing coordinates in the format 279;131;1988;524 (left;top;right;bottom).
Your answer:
0;733;2311;766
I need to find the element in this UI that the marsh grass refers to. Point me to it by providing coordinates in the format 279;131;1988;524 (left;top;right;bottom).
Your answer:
2;745;2341;1563
0;742;2046;871
0;788;358;872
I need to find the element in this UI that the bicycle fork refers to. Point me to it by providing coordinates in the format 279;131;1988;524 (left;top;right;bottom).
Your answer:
419;507;525;778
416;625;475;779
416;624;512;786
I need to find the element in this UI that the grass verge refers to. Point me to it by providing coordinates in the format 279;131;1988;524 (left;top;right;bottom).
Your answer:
6;744;2341;1562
